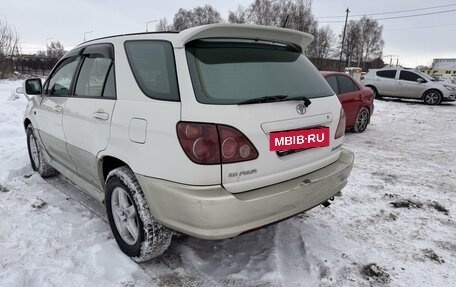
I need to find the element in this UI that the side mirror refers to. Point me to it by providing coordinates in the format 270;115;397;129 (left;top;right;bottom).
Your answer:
15;87;24;94
417;78;425;83
24;78;43;95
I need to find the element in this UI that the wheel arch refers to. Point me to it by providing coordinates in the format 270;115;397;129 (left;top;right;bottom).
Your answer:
24;118;32;130
365;85;379;95
421;88;443;100
98;155;131;189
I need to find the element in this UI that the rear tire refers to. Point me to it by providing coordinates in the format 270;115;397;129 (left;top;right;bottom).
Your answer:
423;90;442;105
26;125;57;178
353;107;370;133
105;166;172;262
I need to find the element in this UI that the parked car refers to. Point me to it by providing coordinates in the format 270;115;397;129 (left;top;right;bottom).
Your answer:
321;71;374;133
361;67;456;105
22;24;354;261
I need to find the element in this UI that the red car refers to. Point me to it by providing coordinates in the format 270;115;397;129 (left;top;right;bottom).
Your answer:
321;71;374;133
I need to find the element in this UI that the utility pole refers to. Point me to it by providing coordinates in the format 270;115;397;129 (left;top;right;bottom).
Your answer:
83;31;93;42
338;8;350;72
146;20;158;32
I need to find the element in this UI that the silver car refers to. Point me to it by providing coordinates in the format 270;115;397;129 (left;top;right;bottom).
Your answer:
361;67;456;105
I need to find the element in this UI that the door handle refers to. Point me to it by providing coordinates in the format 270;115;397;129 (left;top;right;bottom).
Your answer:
92;111;109;121
53;105;63;113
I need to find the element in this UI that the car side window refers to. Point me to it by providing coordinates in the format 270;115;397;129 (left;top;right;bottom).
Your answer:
399;71;423;82
325;75;339;94
125;41;179;101
75;55;113;97
46;57;80;96
338;75;359;94
376;70;397;79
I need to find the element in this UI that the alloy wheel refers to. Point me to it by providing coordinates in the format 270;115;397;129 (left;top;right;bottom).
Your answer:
111;187;140;245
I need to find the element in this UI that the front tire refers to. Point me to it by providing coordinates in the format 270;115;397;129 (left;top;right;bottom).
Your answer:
105;166;172;262
353;107;370;133
26;125;57;177
423;90;442;105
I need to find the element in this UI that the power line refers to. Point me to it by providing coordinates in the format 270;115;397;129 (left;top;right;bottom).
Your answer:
317;3;456;18
385;23;456;31
319;8;456;23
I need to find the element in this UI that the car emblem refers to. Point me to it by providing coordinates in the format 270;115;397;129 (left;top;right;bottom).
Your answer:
296;103;306;115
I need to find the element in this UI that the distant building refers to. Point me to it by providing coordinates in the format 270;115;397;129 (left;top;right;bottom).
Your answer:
432;58;456;71
425;58;456;83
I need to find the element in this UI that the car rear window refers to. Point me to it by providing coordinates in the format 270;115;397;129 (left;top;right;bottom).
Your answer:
376;70;396;79
125;41;179;101
338;75;359;94
186;39;334;105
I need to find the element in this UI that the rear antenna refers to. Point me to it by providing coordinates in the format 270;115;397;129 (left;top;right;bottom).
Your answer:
282;15;289;28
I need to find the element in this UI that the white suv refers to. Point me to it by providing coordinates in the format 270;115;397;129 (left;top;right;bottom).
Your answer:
361;67;456;104
22;24;354;261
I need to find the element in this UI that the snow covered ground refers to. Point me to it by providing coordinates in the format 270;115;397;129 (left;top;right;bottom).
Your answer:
1;79;455;287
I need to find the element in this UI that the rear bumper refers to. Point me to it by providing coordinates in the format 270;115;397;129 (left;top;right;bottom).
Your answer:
136;148;354;240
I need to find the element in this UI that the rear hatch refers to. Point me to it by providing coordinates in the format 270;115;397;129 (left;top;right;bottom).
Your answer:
182;38;344;193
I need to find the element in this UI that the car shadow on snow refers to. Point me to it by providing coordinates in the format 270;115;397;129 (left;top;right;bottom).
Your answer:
377;97;456;106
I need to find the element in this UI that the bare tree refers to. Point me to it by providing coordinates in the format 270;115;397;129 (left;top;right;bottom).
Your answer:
155;18;173;31
245;0;279;26
47;41;66;59
342;16;384;68
36;40;66;60
228;5;247;24
309;25;335;68
359;16;384;68
172;5;222;31
0;17;19;78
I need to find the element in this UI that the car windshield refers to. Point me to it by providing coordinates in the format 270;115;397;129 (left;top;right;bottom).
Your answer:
185;39;334;105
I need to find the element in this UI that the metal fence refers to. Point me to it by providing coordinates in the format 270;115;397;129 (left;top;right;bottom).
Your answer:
11;56;58;77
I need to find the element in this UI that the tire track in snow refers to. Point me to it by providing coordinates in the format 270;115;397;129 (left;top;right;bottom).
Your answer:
274;219;320;287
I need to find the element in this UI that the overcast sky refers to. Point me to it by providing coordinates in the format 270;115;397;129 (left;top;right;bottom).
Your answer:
2;0;456;68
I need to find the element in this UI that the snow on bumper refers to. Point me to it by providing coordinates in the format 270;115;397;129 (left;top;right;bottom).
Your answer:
136;149;354;240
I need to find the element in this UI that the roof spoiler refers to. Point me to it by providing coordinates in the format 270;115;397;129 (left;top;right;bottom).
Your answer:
176;24;314;52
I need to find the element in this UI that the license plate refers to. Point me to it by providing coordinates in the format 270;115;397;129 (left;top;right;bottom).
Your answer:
269;127;330;152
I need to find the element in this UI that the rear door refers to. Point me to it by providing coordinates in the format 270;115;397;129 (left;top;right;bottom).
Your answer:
184;39;343;193
336;75;362;126
396;70;427;98
62;44;116;189
374;69;398;96
35;56;81;171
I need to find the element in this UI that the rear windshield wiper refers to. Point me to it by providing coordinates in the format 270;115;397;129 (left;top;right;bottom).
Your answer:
238;95;288;105
280;96;312;107
238;95;311;107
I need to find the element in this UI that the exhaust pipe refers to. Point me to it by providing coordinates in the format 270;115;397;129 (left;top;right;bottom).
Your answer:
321;200;331;208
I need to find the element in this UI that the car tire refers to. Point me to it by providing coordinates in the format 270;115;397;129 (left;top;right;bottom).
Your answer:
105;166;172;262
26;124;58;178
423;90;442;105
353;107;370;133
369;86;382;100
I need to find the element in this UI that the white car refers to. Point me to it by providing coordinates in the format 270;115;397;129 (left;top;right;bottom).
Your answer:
361;67;456;105
22;24;354;261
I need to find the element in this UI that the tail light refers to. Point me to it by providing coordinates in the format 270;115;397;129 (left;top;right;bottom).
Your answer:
335;108;346;139
177;122;258;165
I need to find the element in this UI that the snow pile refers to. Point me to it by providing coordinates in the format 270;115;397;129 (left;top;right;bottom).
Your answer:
0;80;153;287
1;79;455;286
